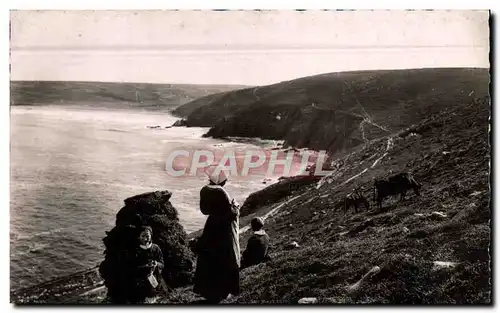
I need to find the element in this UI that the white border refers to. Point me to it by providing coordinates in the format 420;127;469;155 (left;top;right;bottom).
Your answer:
2;0;498;10
1;1;496;313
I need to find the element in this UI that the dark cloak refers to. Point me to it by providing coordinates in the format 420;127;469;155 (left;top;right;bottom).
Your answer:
241;231;271;269
193;184;240;301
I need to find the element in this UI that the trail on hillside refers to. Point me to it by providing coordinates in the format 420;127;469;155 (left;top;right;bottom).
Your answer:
356;100;390;133
310;102;389;142
343;80;391;134
239;133;395;232
317;135;394;191
240;194;305;234
252;87;262;101
359;120;368;143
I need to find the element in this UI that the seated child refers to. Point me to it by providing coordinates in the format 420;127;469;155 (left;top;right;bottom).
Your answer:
240;217;271;269
132;226;165;303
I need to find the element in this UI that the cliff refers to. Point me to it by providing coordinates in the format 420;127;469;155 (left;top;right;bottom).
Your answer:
173;68;489;156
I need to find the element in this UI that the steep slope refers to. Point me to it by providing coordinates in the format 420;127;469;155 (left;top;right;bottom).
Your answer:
173;68;489;156
10;81;245;110
227;95;491;304
161;95;490;304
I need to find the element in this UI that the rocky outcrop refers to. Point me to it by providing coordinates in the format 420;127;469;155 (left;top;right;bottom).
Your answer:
99;191;195;303
172;119;189;127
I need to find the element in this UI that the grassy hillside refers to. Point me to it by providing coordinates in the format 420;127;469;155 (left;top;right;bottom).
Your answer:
11;96;490;305
10;81;246;111
166;95;490;304
173;68;489;156
10;70;491;304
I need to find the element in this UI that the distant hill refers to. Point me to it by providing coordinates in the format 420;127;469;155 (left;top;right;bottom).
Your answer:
10;81;247;111
173;68;489;156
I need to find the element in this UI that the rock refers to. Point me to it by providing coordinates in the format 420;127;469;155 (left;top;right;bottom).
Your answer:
117;191;176;225
347;219;375;237
172;119;188;127
346;266;381;294
321;297;347;304
431;211;448;219
432;261;458;271
298;297;317;304
147;125;161;129
99;190;195;304
286;241;300;249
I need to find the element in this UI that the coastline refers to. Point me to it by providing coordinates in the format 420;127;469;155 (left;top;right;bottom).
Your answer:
9;178;304;304
9;118;307;303
10;88;491;304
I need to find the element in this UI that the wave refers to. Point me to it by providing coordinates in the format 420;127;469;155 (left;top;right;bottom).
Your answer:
13;228;66;242
11;243;52;258
106;128;130;133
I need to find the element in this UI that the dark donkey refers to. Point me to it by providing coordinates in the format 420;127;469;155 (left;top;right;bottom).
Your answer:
373;172;421;209
344;187;370;214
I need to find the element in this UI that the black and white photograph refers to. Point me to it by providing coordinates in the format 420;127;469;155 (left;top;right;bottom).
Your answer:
8;9;491;304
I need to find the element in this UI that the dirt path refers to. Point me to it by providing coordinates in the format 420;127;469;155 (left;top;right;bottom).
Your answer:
252;87;261;101
317;135;394;191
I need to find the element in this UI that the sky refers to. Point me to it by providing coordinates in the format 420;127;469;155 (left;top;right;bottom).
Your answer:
10;10;490;85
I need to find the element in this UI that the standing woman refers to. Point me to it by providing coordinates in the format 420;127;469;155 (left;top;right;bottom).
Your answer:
194;169;240;303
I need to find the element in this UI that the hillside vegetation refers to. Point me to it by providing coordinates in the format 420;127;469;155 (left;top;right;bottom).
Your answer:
10;68;491;304
173;68;488;156
10;81;245;110
166;95;491;304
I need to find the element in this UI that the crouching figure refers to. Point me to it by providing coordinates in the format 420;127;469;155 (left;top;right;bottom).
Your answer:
240;217;271;269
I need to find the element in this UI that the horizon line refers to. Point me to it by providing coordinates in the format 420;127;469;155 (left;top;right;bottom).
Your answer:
10;44;488;52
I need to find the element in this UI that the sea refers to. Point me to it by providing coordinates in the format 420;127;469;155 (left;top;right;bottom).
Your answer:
10;105;282;291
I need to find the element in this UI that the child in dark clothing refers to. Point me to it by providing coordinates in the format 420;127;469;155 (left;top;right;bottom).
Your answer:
240;217;271;269
132;226;165;303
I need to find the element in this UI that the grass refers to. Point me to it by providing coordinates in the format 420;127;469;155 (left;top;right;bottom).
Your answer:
154;95;491;305
218;96;490;304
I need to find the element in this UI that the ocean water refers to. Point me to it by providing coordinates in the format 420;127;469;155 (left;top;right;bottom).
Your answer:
10;106;280;291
